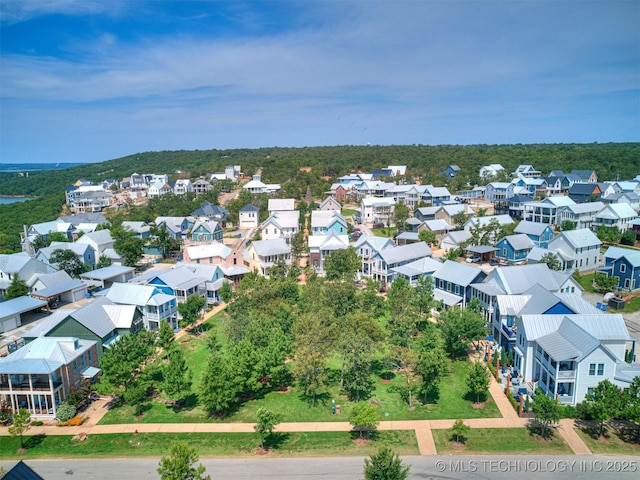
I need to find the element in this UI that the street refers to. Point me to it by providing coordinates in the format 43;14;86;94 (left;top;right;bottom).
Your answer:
11;455;639;480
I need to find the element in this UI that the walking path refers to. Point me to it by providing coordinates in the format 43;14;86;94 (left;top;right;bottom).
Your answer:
0;336;591;457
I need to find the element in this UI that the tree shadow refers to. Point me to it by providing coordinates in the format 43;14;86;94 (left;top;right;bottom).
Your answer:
264;432;289;450
574;418;604;439
419;387;441;405
526;420;556;440
297;390;332;407
349;429;379;442
463;391;487;403
24;433;47;449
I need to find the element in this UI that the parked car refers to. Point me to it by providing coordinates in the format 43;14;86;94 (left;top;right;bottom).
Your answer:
465;255;481;263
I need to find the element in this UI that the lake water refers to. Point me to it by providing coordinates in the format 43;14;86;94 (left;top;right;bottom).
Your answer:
0;197;31;205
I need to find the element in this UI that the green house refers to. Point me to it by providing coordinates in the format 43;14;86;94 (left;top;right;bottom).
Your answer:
23;297;143;355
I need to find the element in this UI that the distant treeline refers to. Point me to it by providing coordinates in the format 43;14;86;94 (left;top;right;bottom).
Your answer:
0;143;638;253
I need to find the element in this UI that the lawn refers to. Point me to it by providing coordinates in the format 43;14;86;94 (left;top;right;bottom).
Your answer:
432;427;573;455
574;421;640;456
576;273;597;293
99;357;501;425
0;430;419;459
371;227;397;238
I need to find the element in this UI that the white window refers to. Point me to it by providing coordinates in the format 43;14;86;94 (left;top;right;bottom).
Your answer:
589;363;596;375
597;363;604;375
620;264;626;273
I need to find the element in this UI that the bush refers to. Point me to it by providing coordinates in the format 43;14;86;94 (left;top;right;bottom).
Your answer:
558;405;577;419
56;403;76;422
31;420;44;426
505;389;519;413
57;415;85;427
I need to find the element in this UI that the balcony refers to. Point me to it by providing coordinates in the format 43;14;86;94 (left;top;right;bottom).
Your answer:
501;323;516;340
557;370;576;379
557;395;574;404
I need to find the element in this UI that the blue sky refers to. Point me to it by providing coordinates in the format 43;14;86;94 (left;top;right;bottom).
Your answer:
1;1;638;165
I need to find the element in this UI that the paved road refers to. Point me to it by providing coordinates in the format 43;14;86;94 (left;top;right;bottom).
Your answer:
13;455;640;480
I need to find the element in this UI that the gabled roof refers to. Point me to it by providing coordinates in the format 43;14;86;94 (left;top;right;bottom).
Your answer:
514;221;552;236
354;235;396;252
37;241;91;261
595;203;637;219
106;282;161;306
433;260;485;286
249;238;291;256
377;242;432;264
311;210;347;228
414;206;440;217
564;201;605;214
391;257;443;278
239;203;259;212
76;229;114;246
552;228;601;249
441;230;472;244
569;183;601;195
260;211;300;229
308;231;350;250
423;219;451;232
484;264;572;295
81;265;135;280
499;234;535;251
268;198;295;211
604;246;640;267
0;336;95;374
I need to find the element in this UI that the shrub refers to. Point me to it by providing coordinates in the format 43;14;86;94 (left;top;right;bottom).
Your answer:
57;415;85;427
56;403;76;423
31;420;44;426
505;390;519;412
559;405;578;419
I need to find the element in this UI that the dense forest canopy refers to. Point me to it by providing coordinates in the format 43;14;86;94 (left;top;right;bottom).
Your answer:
1;142;639;253
1;143;639;197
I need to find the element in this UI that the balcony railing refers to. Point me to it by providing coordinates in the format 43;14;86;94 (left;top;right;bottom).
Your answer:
557;370;576;378
557;395;574;404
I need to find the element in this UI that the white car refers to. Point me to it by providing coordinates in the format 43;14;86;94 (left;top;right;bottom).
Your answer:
465;256;481;263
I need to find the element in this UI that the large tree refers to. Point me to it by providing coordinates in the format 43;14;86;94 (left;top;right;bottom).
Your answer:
581;379;623;438
50;248;88;278
99;329;156;393
5;274;28;300
466;362;490;404
157;442;210;480
348;402;379;438
163;349;192;401
199;350;238;415
393;201;409;232
532;389;560;439
178;294;206;331
323;246;360;282
622;376;640;443
111;224;145;267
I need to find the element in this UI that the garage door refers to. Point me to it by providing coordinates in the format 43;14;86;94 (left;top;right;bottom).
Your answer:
1;316;19;333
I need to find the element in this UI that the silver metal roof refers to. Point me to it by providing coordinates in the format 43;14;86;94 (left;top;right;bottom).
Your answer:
0;296;47;318
433;260;485;286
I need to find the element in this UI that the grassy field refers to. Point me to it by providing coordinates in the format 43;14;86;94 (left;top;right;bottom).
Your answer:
0;430;419;459
99;357;501;425
574;421;640;456
432;427;573;455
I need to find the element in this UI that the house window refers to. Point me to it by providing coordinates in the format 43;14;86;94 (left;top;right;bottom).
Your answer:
589;363;596;375
597;363;604;375
587;387;594;396
502;248;507;256
73;360;78;373
81;355;85;367
88;350;92;362
620;264;626;273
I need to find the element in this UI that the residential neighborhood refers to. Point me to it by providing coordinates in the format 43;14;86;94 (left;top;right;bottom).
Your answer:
1;159;640;468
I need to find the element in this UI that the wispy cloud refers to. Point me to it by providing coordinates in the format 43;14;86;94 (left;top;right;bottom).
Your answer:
0;1;638;164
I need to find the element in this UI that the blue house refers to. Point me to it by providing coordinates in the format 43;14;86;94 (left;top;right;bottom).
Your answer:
190;219;223;242
600;246;640;291
441;165;461;178
514;221;555;248
432;260;486;307
495;234;535;263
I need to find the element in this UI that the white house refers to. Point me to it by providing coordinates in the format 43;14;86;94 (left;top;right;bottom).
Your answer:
360;197;396;225
592;203;638;232
106;282;178;331
308;231;350;275
546;228;602;272
260;211;300;243
514;313;638;406
238;204;260;228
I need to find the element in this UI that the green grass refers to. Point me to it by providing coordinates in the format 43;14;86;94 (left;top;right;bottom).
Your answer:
432;427;573;455
371;228;397;238
574;422;640;455
0;430;419;459
621;297;640;313
342;208;357;217
576;273;597;293
99;358;500;425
